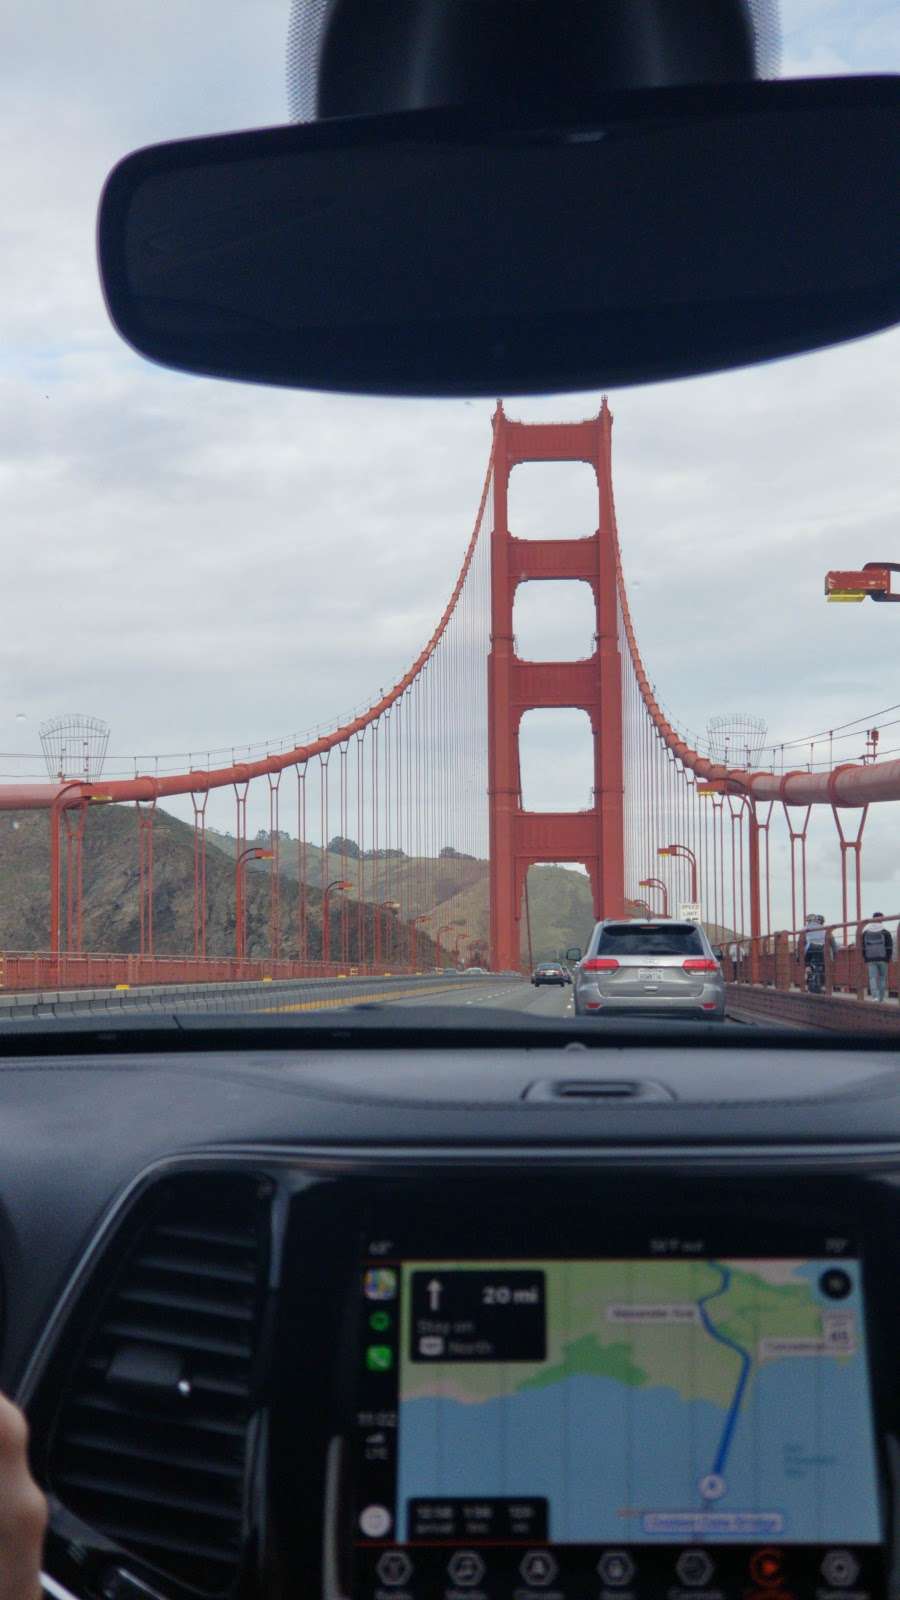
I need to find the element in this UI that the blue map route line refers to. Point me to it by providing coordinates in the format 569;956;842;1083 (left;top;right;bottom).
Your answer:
697;1262;752;1477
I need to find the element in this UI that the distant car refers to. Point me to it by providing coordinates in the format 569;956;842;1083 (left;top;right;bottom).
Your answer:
573;919;726;1021
532;962;569;987
463;965;489;975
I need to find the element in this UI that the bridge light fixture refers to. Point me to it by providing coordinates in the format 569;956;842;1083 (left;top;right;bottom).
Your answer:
825;564;900;604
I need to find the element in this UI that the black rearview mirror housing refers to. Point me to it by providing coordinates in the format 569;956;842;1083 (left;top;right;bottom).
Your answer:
98;77;900;397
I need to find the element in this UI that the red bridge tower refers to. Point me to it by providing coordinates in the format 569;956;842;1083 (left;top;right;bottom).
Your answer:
488;401;625;970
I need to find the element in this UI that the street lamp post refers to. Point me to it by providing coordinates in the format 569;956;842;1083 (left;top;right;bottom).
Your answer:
436;919;465;968
235;846;274;960
658;843;699;905
638;876;669;917
376;899;401;966
322;877;354;964
410;912;431;970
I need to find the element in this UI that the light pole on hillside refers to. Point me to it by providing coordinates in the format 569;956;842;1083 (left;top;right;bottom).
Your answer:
436;919;464;968
235;847;274;960
376;899;401;966
322;877;354;964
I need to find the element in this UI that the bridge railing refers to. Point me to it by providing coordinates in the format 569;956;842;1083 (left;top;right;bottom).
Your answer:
0;951;461;993
723;911;900;1001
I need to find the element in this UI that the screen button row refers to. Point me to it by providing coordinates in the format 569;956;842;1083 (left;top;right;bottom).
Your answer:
374;1547;863;1592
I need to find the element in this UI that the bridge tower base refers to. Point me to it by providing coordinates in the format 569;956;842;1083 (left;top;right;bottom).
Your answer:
488;401;625;972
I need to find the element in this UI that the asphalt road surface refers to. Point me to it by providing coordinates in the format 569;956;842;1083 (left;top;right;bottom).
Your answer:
0;973;767;1026
331;978;762;1027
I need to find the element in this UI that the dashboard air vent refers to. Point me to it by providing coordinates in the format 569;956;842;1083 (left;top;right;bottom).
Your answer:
48;1175;268;1596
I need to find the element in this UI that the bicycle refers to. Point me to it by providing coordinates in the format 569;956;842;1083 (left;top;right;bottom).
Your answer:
805;949;825;993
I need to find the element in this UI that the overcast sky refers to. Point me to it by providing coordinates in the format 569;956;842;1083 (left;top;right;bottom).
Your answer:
2;0;899;926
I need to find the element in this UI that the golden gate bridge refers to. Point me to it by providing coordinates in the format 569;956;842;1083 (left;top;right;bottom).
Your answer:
1;400;898;1023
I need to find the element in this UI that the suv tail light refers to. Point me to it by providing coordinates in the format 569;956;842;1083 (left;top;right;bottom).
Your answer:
683;958;719;972
581;957;619;972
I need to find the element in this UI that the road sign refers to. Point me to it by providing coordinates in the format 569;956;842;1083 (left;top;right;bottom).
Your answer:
679;901;701;922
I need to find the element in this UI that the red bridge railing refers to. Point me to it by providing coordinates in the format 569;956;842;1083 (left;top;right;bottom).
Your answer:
0;952;446;994
724;910;897;994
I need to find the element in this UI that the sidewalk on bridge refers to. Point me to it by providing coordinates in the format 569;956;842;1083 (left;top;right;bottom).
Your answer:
726;983;900;1032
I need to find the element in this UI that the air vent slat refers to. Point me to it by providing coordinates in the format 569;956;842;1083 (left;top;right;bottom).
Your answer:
156;1222;257;1250
136;1253;256;1286
48;1176;267;1597
117;1285;255;1321
62;1431;245;1477
101;1319;251;1358
58;1470;241;1522
84;1364;250;1400
71;1392;248;1438
88;1518;240;1565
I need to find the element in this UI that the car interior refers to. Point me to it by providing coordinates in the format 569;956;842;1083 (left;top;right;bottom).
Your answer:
3;4;900;1600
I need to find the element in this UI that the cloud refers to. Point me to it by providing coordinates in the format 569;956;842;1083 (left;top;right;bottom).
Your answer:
2;0;899;914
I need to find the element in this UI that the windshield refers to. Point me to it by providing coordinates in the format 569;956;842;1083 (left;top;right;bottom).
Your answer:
2;1;899;1034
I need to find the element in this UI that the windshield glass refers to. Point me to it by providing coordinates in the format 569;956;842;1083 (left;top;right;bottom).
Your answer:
2;1;899;1034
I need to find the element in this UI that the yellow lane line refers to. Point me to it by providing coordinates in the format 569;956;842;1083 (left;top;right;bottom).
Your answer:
264;981;467;1014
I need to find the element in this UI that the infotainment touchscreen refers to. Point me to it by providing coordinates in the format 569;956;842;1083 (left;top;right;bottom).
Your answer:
350;1234;884;1598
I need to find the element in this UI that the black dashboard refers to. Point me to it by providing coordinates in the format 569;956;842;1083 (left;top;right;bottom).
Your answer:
2;1017;900;1600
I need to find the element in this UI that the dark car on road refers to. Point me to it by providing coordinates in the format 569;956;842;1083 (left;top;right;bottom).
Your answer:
532;962;570;987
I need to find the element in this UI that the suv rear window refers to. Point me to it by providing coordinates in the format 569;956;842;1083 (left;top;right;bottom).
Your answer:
594;923;705;956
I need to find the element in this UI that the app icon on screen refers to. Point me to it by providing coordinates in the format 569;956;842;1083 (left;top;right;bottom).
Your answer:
359;1504;392;1538
364;1268;398;1301
366;1344;394;1372
369;1310;392;1332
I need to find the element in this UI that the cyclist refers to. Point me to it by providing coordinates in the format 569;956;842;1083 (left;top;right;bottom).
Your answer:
801;913;834;993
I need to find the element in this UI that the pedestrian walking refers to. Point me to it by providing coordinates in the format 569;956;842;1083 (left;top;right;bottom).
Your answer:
860;912;894;1002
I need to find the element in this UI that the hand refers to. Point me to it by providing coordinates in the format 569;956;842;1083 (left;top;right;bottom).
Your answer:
0;1394;47;1600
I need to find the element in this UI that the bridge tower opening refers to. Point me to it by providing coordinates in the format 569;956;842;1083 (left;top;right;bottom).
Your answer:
487;401;625;971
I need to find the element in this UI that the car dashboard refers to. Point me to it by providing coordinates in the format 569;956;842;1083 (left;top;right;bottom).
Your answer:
2;1017;899;1600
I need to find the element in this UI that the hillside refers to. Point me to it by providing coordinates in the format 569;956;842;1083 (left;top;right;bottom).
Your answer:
0;807;731;965
207;830;600;963
0;808;433;964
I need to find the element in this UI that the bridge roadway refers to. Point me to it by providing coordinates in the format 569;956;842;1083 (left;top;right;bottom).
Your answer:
0;972;764;1026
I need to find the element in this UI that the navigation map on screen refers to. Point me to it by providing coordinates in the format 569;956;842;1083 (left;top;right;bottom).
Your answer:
395;1256;880;1546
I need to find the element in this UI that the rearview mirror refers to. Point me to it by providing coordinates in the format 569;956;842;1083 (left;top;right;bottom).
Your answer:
98;77;900;397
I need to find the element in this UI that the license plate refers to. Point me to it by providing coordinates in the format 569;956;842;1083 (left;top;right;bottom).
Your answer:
639;968;659;983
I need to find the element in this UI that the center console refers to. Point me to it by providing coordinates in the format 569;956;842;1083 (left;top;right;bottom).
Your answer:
28;1158;900;1600
274;1169;898;1600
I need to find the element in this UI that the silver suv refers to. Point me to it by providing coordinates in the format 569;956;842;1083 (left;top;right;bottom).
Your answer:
573;918;725;1022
